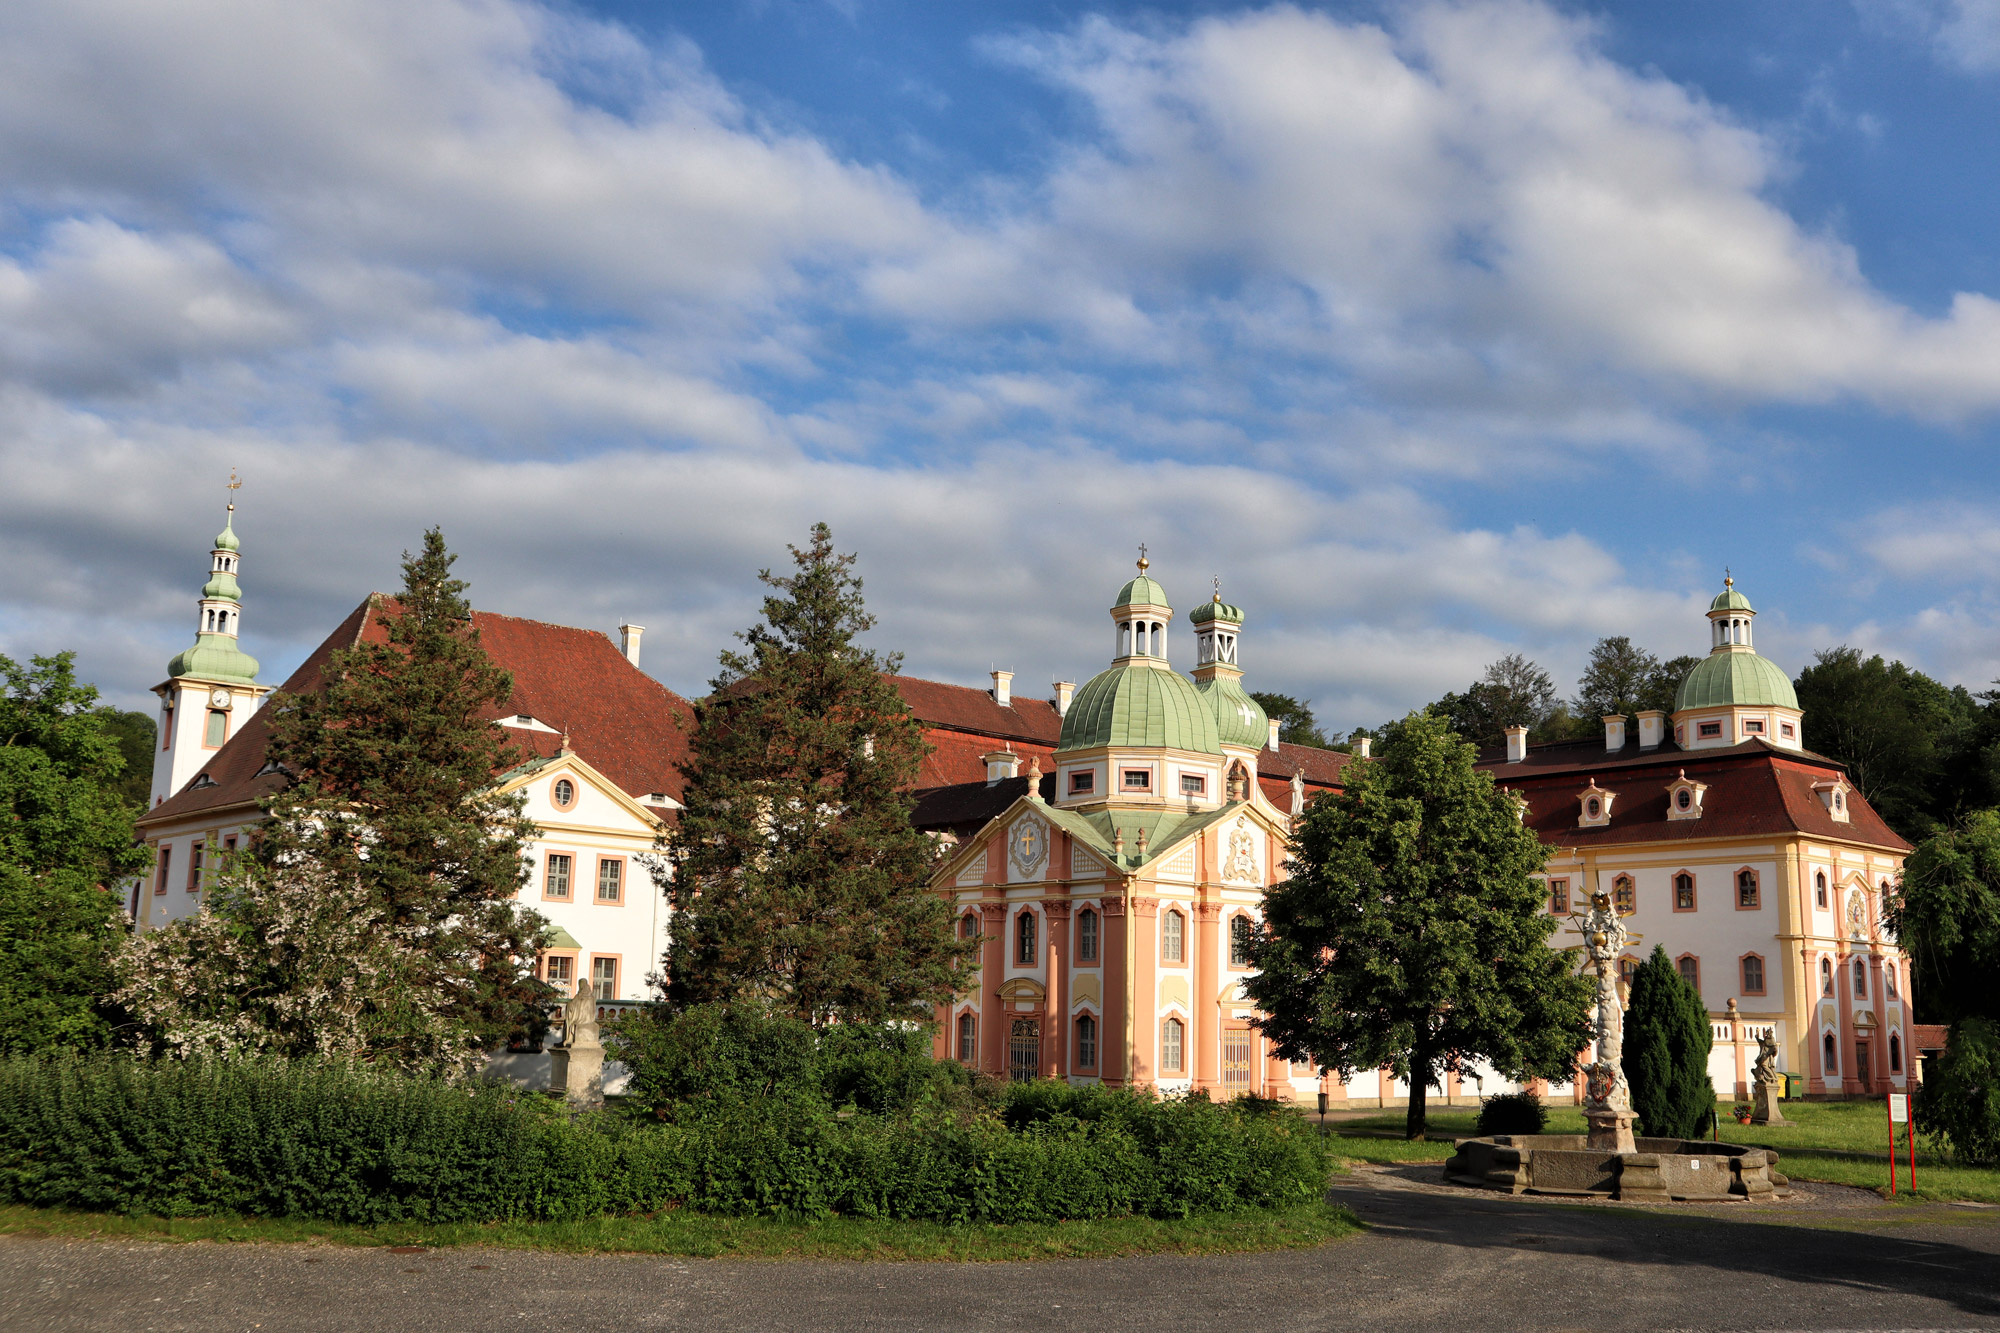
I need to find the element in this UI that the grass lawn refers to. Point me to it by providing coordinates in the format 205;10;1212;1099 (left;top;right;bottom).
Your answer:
0;1200;1361;1262
1323;1100;2000;1204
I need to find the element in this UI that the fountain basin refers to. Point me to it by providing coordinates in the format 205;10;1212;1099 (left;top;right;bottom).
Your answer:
1442;1134;1788;1201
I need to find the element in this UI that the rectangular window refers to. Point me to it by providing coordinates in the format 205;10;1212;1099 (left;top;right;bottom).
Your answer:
544;953;575;993
1677;956;1700;991
222;835;237;856
1017;912;1037;965
1741;955;1766;995
1162;910;1183;963
187;842;204;894
1743;719;1765;734
1076;1014;1097;1069
1230;914;1254;967
591;956;618;1001
596;858;623;903
1697;721;1723;739
1121;769;1151;792
1179;773;1206;796
545;853;572;899
1737;870;1760;909
1078;908;1098;962
1674;873;1695;911
1781;722;1796;739
161;705;173;749
957;1012;976;1063
1069;770;1095;795
1161;1018;1184;1072
204;709;228;747
1548;878;1569;914
154;846;171;896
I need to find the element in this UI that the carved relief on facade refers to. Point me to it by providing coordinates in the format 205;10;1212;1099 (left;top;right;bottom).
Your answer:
1008;815;1048;879
1222;817;1261;884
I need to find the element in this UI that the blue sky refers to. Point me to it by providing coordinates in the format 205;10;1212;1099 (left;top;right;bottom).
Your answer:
4;0;2000;735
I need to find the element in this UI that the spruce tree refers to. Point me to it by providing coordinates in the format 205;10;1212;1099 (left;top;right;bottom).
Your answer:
1622;944;1714;1139
1247;710;1595;1139
256;529;544;1050
662;523;977;1026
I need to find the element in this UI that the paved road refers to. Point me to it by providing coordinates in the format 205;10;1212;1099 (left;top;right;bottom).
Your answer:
5;1166;1999;1332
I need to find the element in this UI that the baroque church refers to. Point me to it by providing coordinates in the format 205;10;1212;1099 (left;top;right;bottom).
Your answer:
132;506;1915;1107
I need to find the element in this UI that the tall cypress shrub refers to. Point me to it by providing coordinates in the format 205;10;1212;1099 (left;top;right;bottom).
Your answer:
1622;945;1713;1139
662;524;978;1026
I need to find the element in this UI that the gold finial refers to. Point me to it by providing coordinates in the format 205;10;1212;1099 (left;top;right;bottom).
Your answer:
226;468;241;513
1136;542;1149;574
1724;566;1733;589
1212;575;1222;604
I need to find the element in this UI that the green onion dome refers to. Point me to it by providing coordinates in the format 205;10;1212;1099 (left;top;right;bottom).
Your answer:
167;635;260;685
1058;664;1222;754
1187;597;1244;626
1198;675;1267;748
1675;651;1798;712
201;570;242;602
214;516;241;553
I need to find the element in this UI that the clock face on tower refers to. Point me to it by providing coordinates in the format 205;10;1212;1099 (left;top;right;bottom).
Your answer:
208;688;233;710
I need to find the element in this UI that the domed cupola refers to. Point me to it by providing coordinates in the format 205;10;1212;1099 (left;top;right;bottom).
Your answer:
1057;555;1221;765
166;502;260;687
1190;585;1268;751
1670;574;1803;752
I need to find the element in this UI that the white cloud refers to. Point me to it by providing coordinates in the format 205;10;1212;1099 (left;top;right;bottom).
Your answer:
1861;0;2000;72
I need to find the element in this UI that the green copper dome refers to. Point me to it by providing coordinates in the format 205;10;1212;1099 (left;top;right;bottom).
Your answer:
201;570;242;602
1709;583;1752;613
1198;676;1267;748
1188;597;1244;626
1114;574;1169;609
1675;650;1797;712
214;516;241;553
1058;664;1222;754
168;633;261;686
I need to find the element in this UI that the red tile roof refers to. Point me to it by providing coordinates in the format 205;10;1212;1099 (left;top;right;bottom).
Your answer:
1483;741;1910;853
889;676;1064;744
139;596;692;828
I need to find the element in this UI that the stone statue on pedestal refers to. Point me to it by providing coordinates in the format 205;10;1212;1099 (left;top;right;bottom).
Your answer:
1573;886;1636;1152
1750;1029;1789;1125
549;976;605;1108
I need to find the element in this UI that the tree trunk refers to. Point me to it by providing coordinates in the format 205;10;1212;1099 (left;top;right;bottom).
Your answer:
1405;1056;1429;1140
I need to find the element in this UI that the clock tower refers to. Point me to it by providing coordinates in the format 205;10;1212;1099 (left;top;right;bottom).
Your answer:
148;485;271;807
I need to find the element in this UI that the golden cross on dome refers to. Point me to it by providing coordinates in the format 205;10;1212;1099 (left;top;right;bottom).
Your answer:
1724;566;1733;588
226;469;242;512
1136;542;1149;572
1212;575;1222;602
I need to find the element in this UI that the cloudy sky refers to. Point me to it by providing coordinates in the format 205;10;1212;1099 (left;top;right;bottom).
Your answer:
6;0;2000;733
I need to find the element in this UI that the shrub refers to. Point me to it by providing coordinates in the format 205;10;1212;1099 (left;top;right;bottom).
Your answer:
0;1053;1331;1226
1921;1017;2000;1164
1476;1090;1546;1136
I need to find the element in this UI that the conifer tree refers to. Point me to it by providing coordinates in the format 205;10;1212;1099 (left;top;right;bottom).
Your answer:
662;524;976;1026
256;529;544;1049
1247;710;1594;1139
1621;944;1714;1138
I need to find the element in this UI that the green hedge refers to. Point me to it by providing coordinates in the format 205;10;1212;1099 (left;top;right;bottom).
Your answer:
0;1055;1330;1225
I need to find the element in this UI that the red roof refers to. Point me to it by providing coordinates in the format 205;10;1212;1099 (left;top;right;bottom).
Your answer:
139;596;693;828
1482;740;1910;852
888;675;1063;788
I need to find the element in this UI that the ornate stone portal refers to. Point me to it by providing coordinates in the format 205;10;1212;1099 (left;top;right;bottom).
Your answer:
1575;886;1637;1153
550;977;605;1108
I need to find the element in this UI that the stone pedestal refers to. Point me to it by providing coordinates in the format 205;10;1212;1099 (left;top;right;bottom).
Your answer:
550;1041;605;1108
1585;1111;1636;1153
1614;1152;1670;1201
1750;1081;1788;1126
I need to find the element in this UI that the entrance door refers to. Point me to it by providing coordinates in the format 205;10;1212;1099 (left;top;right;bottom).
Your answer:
1222;1029;1254;1094
1855;1039;1873;1091
1009;1019;1041;1082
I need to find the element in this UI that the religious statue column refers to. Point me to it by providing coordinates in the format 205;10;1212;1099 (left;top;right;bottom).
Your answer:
1573;886;1637;1152
550;976;605;1108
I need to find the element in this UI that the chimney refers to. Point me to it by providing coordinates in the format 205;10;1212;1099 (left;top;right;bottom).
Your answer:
1602;714;1627;753
1504;725;1528;764
617;623;644;668
1352;731;1372;760
1635;710;1665;750
1268;718;1281;751
983;749;1021;784
991;669;1013;707
1052;681;1074;717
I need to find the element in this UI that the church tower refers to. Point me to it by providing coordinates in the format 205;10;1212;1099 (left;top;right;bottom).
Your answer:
148;486;271;806
1189;585;1269;800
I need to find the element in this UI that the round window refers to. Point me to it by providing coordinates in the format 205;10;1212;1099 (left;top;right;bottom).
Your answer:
1834;792;1844;812
1675;790;1691;810
1587;798;1601;818
553;778;575;807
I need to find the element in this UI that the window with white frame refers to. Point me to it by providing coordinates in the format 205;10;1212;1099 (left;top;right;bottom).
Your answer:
1162;909;1184;963
1161;1017;1184;1072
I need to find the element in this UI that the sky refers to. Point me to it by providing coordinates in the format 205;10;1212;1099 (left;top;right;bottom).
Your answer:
5;0;2000;735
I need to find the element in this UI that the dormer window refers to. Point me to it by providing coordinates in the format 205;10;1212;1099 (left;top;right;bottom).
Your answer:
1811;778;1852;823
1577;780;1614;828
1665;770;1707;822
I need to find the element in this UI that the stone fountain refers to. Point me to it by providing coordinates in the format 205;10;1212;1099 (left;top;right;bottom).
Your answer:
1443;886;1789;1202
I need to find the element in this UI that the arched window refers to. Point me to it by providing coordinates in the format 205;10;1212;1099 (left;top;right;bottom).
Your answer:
1230;914;1255;967
1161;1017;1184;1072
1077;907;1098;962
1676;955;1700;991
1816;871;1829;908
958;913;977;940
1740;954;1765;995
1853;958;1867;999
1736;869;1760;909
1162;910;1184;964
1673;872;1695;910
1823;1032;1838;1075
957;1012;976;1062
1820;956;1833;994
1886;962;1899;998
1890;1032;1903;1074
1017;911;1037;966
1617;956;1638;987
1613;875;1635;915
1076;1014;1097;1069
